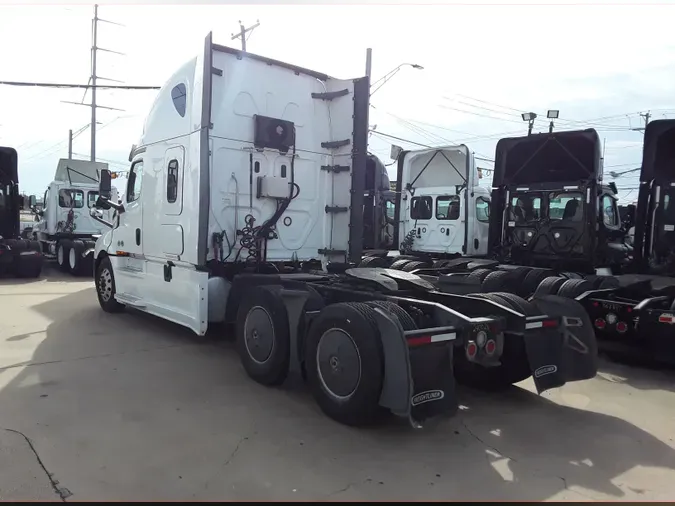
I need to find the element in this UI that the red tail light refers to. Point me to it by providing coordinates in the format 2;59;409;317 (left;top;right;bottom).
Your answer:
616;321;628;333
594;318;606;330
466;341;478;359
485;339;496;355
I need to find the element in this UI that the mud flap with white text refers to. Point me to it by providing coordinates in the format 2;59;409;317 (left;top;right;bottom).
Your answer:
408;345;457;422
527;295;598;393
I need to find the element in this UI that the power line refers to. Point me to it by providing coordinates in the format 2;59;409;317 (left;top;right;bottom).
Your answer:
370;130;495;163
0;80;160;90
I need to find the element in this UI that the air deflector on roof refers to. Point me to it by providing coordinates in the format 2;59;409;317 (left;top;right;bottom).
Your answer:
493;129;601;186
640;119;675;183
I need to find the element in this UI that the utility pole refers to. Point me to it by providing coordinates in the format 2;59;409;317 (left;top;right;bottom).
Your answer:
91;4;98;162
231;20;260;51
68;129;73;158
365;48;372;78
62;4;125;162
632;111;651;133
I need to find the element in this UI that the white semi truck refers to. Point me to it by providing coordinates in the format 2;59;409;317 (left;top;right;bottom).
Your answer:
89;33;598;428
32;158;118;275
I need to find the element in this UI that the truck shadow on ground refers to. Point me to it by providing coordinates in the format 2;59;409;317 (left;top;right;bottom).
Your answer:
1;288;675;501
0;264;92;286
595;354;675;395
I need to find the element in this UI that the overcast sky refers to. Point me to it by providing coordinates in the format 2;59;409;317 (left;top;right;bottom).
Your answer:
1;1;674;203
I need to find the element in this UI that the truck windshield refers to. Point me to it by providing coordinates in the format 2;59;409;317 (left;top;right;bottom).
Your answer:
509;193;542;222
548;191;584;222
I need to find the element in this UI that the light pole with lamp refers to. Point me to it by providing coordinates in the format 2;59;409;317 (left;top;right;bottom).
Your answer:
370;62;424;96
522;112;537;136
547;109;559;133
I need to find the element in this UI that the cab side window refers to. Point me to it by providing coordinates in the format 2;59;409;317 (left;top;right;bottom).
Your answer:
166;159;179;203
476;197;490;223
601;194;619;228
126;161;144;203
59;189;84;208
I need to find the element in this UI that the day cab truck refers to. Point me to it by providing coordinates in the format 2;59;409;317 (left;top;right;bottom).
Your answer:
89;33;599;428
358;145;491;270
31;158;118;276
0;146;43;278
383;127;675;362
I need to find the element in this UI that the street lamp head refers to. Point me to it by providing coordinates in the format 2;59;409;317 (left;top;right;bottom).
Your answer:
547;109;560;119
410;64;424;70
522;112;537;122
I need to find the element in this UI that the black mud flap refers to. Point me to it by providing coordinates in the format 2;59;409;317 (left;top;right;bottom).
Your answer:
371;309;457;427
528;295;598;393
408;345;457;424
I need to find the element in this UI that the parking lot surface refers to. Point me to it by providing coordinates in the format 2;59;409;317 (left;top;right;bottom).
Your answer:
1;268;675;501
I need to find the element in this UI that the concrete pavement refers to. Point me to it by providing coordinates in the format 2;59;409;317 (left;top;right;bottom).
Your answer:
1;268;675;501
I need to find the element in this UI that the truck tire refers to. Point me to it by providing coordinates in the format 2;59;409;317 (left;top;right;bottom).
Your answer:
236;285;291;387
57;240;72;273
69;240;87;276
481;270;514;293
467;268;493;284
16;255;42;279
367;300;418;330
557;279;594;299
401;260;429;272
534;276;567;297
454;293;532;389
95;256;125;313
358;255;388;268
304;302;385;426
389;258;412;270
521;269;555;297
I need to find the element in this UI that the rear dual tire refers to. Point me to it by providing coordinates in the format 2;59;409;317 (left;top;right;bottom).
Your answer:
56;240;72;272
235;288;416;427
68;240;94;276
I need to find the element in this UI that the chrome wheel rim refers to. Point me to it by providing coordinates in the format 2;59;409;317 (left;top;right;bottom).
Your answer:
98;267;113;302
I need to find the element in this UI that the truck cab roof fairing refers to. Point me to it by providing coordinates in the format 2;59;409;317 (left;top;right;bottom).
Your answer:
0;147;18;183
640;119;675;184
493;129;602;187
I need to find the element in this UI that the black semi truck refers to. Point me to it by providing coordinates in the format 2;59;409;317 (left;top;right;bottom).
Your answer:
0;147;43;278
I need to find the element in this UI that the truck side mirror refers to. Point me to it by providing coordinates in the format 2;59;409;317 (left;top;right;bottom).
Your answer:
29;195;37;208
99;169;112;199
95;168;124;214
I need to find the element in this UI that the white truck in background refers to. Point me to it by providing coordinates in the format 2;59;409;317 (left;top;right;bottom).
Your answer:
393;145;491;258
360;146;491;269
32;158;118;275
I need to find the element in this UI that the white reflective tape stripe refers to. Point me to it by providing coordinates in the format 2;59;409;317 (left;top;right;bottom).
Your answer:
431;332;456;343
525;321;543;329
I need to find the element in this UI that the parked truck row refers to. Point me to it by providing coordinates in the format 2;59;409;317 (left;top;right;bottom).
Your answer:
359;121;675;364
84;33;600;428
